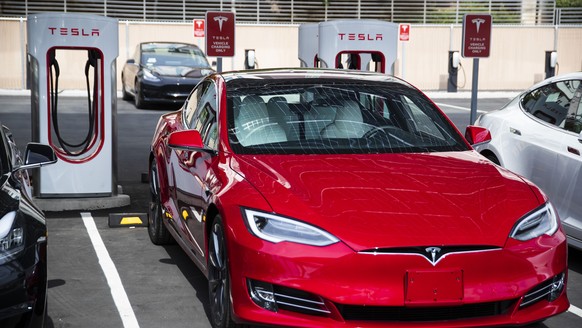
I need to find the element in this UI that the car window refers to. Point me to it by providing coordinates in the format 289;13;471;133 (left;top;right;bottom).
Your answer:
188;81;218;149
564;81;582;134
226;79;468;155
184;81;210;128
521;79;581;129
0;128;7;174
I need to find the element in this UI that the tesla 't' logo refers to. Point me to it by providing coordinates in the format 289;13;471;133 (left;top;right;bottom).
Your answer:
425;247;442;265
472;18;486;33
214;16;228;32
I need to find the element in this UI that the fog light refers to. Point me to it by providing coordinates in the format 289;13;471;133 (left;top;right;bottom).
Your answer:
248;279;278;312
548;273;565;302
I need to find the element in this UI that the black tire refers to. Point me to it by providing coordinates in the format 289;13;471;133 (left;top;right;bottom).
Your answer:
208;216;238;328
148;159;173;245
134;80;147;109
483;152;500;165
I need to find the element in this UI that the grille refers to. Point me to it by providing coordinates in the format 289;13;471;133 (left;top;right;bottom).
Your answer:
359;245;500;265
337;300;516;322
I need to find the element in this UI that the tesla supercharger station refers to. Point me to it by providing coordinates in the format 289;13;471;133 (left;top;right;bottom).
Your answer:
27;13;118;198
299;20;398;74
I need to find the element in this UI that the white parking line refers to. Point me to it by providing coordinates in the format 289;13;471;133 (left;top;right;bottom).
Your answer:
568;304;582;318
81;212;140;328
434;102;486;114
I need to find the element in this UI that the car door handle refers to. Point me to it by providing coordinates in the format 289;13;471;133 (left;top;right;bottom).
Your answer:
568;146;580;156
509;127;521;136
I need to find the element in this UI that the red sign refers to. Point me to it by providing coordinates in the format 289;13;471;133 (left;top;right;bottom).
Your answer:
399;23;410;42
205;11;235;57
193;19;205;38
462;14;492;58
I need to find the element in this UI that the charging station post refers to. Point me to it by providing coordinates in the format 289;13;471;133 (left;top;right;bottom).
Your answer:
299;20;398;75
27;13;129;210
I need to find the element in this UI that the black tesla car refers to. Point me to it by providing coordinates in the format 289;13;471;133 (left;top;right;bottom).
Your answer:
0;123;56;327
121;42;215;109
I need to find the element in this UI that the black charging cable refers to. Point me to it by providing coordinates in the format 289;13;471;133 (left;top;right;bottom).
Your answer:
49;49;99;156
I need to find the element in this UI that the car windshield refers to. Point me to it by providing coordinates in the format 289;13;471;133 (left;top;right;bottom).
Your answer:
226;78;468;155
141;44;210;68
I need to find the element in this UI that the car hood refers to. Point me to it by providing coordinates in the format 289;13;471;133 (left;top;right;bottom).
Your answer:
150;66;214;78
232;151;543;250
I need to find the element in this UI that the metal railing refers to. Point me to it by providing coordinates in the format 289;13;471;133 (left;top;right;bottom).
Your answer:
0;0;580;25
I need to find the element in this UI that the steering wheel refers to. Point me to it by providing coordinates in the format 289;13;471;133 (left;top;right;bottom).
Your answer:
362;126;389;139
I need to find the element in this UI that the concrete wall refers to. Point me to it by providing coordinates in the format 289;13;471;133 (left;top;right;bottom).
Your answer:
1;18;581;91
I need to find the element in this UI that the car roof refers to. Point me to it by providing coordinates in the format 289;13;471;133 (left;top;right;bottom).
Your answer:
525;71;582;93
140;41;200;49
220;68;411;86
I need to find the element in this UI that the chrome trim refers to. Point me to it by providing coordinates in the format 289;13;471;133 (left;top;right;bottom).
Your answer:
359;247;502;266
273;292;330;314
521;284;553;307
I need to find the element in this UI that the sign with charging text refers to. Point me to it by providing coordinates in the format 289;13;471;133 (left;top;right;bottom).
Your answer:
193;19;205;37
462;14;492;58
399;23;410;41
205;11;235;57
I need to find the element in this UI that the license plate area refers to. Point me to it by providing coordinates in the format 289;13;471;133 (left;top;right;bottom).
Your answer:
405;270;463;305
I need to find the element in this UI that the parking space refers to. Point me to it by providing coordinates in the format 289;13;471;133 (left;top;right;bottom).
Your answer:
1;94;582;328
45;212;211;328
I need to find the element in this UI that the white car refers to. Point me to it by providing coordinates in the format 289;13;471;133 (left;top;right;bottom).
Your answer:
474;72;582;250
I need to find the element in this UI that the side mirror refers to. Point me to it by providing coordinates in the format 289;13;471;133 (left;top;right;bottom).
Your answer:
16;143;57;171
168;130;215;155
465;125;491;146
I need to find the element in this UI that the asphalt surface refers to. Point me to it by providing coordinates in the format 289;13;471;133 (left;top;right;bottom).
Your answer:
1;93;581;328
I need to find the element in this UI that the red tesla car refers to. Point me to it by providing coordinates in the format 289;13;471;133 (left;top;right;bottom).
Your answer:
148;69;569;328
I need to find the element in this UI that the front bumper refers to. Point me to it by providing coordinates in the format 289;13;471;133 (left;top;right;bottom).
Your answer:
224;212;569;327
139;78;199;105
0;243;47;328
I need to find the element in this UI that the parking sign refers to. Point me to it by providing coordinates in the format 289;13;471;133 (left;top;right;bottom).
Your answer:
205;11;235;57
462;14;492;58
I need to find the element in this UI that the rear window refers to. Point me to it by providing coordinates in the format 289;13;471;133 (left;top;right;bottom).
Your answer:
226;79;468;155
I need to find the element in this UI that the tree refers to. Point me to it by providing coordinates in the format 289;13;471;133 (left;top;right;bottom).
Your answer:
557;0;582;7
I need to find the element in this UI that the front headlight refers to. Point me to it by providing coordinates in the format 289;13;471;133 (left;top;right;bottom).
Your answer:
142;69;161;82
510;203;559;241
242;209;339;246
0;211;25;264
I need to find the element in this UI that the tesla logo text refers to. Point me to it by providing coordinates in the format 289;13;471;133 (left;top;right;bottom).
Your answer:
338;33;383;41
48;27;100;37
214;16;228;31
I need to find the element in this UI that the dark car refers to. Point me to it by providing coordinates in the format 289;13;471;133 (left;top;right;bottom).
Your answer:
121;42;214;109
149;68;568;328
0;123;56;327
